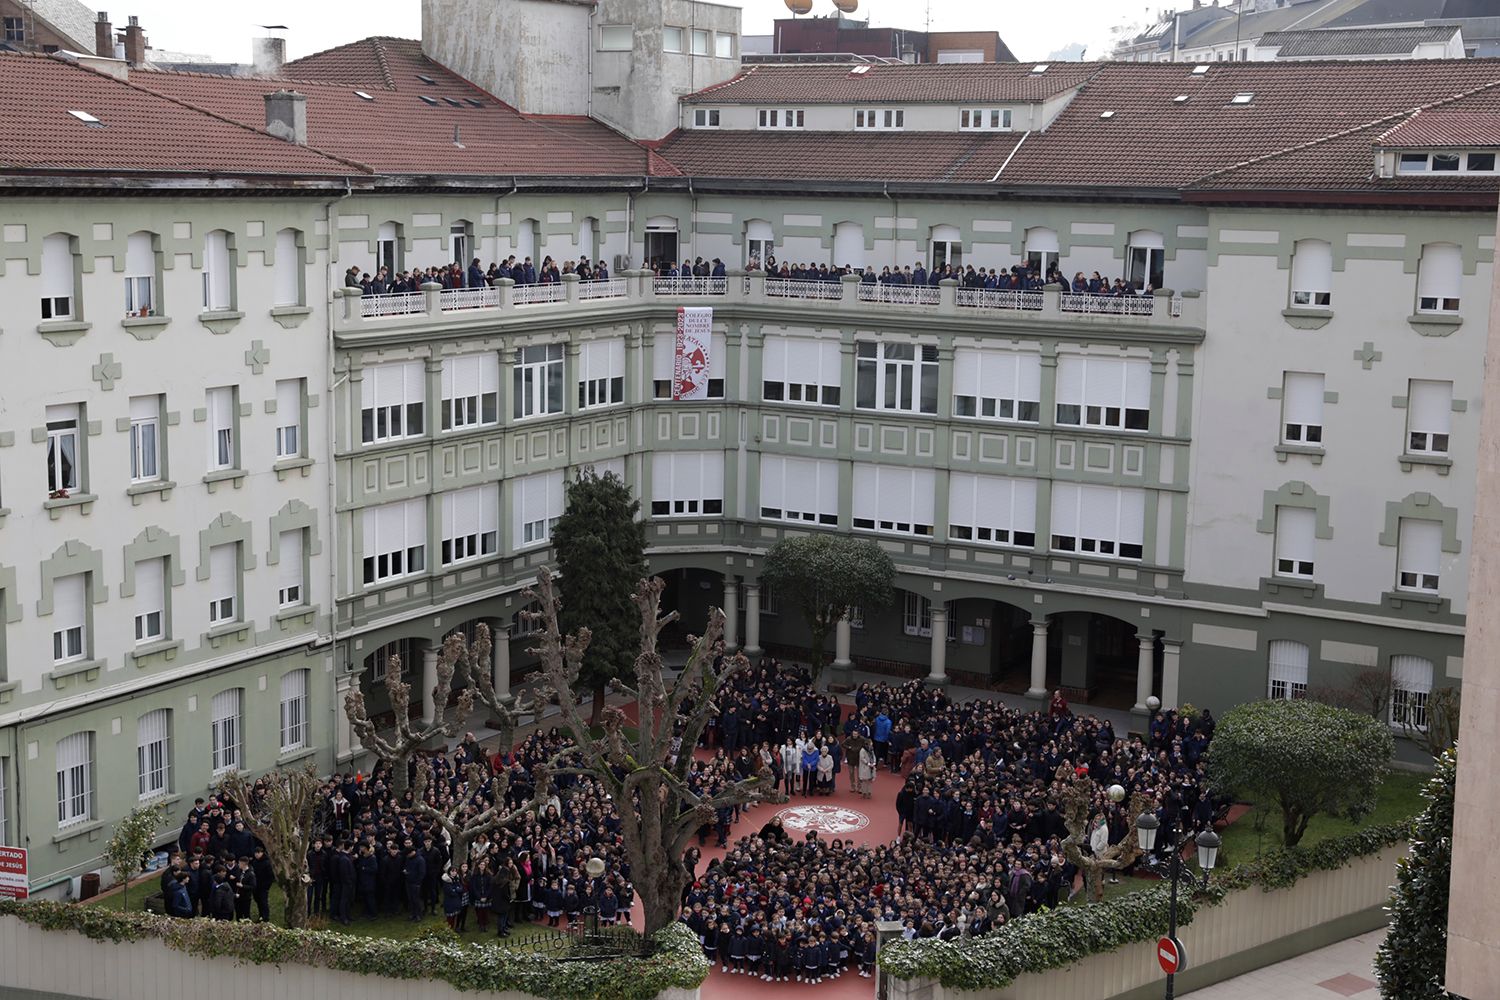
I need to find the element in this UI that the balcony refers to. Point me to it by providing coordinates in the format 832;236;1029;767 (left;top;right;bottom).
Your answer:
334;271;1206;340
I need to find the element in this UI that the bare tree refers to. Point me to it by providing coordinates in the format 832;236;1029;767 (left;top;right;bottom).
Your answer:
1053;764;1151;904
525;567;785;935
344;646;474;798
411;757;551;867
453;623;532;754
1402;686;1459;758
216;764;323;928
1349;668;1395;720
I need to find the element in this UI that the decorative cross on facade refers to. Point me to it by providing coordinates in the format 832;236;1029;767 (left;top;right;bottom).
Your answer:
91;353;123;390
1352;342;1383;370
244;340;271;374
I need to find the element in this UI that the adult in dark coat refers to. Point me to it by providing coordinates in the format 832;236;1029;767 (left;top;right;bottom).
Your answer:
250;846;275;922
330;844;356;926
403;843;427;922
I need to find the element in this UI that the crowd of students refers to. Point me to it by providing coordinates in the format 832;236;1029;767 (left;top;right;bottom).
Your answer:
344;253;614;296
740;253;1153;297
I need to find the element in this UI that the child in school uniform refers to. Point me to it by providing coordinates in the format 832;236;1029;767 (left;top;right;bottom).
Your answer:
859;930;878;978
728;922;748;973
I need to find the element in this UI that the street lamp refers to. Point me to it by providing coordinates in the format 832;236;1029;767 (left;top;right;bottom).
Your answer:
584;856;606;936
1136;813;1220;999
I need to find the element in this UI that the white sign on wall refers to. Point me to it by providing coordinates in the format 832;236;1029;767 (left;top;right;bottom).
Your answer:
673;306;713;400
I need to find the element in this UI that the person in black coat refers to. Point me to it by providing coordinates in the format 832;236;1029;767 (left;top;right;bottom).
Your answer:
402;842;427;923
330;844;356;926
250;846;274;922
356;844;380;918
208;868;237;921
232;857;256;920
378;841;403;915
305;837;327;916
165;871;194;918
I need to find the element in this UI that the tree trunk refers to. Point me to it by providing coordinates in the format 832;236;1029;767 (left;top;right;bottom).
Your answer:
390;755;411;798
590;683;607;728
809;622;828;680
282;875;307;928
451;830;473;868
1283;807;1308;847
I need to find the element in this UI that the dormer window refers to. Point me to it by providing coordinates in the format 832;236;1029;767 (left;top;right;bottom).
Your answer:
1398;150;1500;174
758;108;804;130
694;108;721;128
960;108;1011;131
855;108;904;130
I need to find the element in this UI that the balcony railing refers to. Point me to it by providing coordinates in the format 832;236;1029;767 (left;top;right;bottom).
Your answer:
765;277;845;301
955;287;1044;312
1061;292;1156;316
577;278;629;301
857;282;941;306
440;286;500;311
653;276;727;296
513;283;566;306
361;291;426;318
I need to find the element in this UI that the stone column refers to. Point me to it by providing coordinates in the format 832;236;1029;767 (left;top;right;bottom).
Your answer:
420;644;440;726
744;583;761;656
1133;634;1156;716
492;623;512;703
335;671;361;761
927;605;949;685
1026;619;1049;699
722;580;739;650
829;612;854;689
1161;639;1182;710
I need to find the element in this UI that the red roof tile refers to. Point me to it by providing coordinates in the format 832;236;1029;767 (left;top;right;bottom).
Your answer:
682;62;1101;105
656;129;1022;184
1378;110;1500;148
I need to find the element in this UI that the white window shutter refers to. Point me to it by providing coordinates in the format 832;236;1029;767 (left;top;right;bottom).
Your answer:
274;229;299;306
761;455;786;510
404;497;426;549
280;669;306;702
1391;655;1433;695
54;574;85;631
1079;485;1117;541
125;232;154;276
1055;357;1085;405
1418;243;1462;301
1276;507;1316;563
1290;239;1332;296
1117;489;1146;546
1025;227;1059;254
1284;373;1324;426
209;544;236;605
1408;381;1451;435
57;732;89;771
949;472;977;526
41;234;73;298
652;333;673;382
852;466;878;525
135;558;164;620
130;395;157;421
278;531;303;591
1267;640;1309;696
953;349;981;398
1398;519;1442;578
276;379;300;419
1051;483;1081;538
762;336;788;384
1123;360;1151;410
1013;479;1038;533
1087;359;1126;408
701;452;724;500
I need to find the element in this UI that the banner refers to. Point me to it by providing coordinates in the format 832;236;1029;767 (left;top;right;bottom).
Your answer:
0;846;27;900
673;306;713;401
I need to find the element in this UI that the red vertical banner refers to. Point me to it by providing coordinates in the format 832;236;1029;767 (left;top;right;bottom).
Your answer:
673;306;713;400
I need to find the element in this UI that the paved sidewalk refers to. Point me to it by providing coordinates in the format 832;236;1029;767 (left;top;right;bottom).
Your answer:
1183;928;1385;998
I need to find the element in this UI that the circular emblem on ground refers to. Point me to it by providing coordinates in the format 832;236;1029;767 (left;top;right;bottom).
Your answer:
775;804;870;835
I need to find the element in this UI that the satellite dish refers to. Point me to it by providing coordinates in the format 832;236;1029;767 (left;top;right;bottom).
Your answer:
784;0;812;13
832;0;859;11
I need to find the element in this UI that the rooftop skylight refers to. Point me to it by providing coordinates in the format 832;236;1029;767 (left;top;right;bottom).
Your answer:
419;95;439;106
1230;92;1254;105
1192;64;1210;75
355;91;374;101
1099;110;1116;119
443;97;463;108
67;109;104;127
1173;94;1190;103
416;74;437;84
1031;63;1050;74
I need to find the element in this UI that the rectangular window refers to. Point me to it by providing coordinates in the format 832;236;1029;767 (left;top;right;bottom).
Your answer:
599;24;632;50
577;338;626;409
1467;152;1496;172
124;231;155;316
202;230;231;311
1407;379;1452;456
1054;356;1150;431
948;473;1037;548
953;349;1041;423
761;335;841;406
362;497;427;585
759;455;838;525
207;543;238;625
715;32;734;58
376;222;400;274
960;108;1012;130
663;26;684;52
1127;244;1164;291
1267;640;1309;700
1049;483;1146;560
856;108;905;130
361;360;425;444
1289;239;1333;308
134;557;165;644
653;332;726;399
757;108;804;129
651;451;724;517
129;394;161;483
211;689;242;775
442;483;500;564
46;403;80;494
277;529;305;607
1274;506;1316;579
275;378;304;459
137;709;171;800
691;29;709;55
512;472;564;547
1417;243;1462;313
901;595;953;639
512;343;565;420
1397;518;1442;593
1399;152;1429;173
1391;655;1434;731
206;386;237;471
3;17;23;42
693;108;720;128
279;670;308;753
441;354;500;430
855;341;939;414
274;228;302;307
1282;372;1324;446
56;732;93;828
40;233;74;321
51;573;86;664
851;465;936;538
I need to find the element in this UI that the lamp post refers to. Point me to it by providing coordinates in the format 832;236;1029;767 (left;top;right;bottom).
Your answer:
584;856;606;938
1135;812;1220;999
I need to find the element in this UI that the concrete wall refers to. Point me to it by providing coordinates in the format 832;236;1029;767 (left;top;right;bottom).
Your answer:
422;0;594;116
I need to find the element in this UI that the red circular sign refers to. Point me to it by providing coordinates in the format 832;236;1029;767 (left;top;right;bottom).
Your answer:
1157;936;1187;975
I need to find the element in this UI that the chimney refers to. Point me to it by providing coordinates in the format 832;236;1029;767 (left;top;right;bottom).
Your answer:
252;37;285;75
123;15;146;66
264;90;307;145
95;11;113;58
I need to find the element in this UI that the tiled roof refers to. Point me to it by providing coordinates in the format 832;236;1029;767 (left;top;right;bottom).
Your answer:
656;130;1023;184
1183;0;1366;49
681;62;1102;105
281;37;419;92
1378;109;1500;147
0;52;365;180
1259;25;1461;57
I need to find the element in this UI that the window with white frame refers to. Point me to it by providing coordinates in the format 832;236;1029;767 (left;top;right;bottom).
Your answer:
691;28;710;55
693;108;720;128
277;529;305;607
901;595;957;640
1126;230;1165;290
1054;356;1150;431
1390;655;1433;730
206;386;237;471
759;455;838;525
40;233;75;320
56;732;93;828
202;230;232;311
46;403;81;495
376;222;401;275
1289;239;1332;308
954;348;1040;422
931;224;963;270
745;219;775;266
651;451;724;517
513;343;565;419
1024;227;1059;277
852;465;935;538
274;378;304;459
1050;484;1145;560
441;354;499;430
137;709;171;799
757;108;805;129
948;473;1037;548
369;637;418;681
124;231;156;316
715;32;734;58
279;669;309;752
599;24;632;50
663;26;684;52
856;341;939;414
134;557;165;643
1281;372;1324;446
2;16;22;42
211;688;242;774
1417;242;1462;313
653;331;726;399
129;394;161;483
449;222;472;268
273;228;303;307
361;497;427;585
1274;506;1316;579
51;573;86;664
207;543;239;625
361;361;425;444
762;335;840;406
1397;518;1442;594
1398;151;1497;174
443;483;500;564
514;472;564;547
1406;379;1452;455
960;108;1012;131
577;339;626;410
855;108;905;130
1267;640;1309;700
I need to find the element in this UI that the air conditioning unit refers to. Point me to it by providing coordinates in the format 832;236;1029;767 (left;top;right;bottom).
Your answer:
614;253;631;273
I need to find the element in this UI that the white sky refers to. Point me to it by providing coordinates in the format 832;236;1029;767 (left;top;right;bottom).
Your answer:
123;0;1151;65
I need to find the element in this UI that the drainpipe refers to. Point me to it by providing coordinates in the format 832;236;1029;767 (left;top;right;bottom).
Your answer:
323;177;354;752
883;181;897;269
688;176;696;266
495;176;518;263
586;1;596;118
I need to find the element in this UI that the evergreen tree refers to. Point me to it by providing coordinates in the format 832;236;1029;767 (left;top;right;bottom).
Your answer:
552;468;646;725
761;534;895;678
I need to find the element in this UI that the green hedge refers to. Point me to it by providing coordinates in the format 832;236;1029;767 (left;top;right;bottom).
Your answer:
0;899;708;1000
879;820;1413;991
